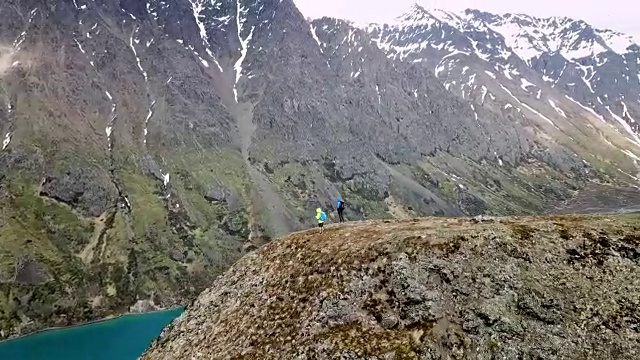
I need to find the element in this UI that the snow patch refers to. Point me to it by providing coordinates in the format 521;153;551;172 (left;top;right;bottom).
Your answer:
575;63;595;93
520;78;535;91
189;0;223;72
548;99;566;118
502;68;513;80
310;24;323;51
143;100;155;145
565;95;605;122
435;51;468;77
542;75;554;83
2;132;11;150
484;70;496;79
500;84;558;128
622;101;637;123
129;33;148;81
233;0;255;102
467;74;476;86
554;63;567;86
480;86;488;104
623;149;640;161
74;38;86;54
606;106;640;143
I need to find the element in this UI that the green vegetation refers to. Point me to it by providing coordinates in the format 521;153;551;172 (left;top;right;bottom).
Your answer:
417;153;583;216
0;146;253;339
0;174;93;271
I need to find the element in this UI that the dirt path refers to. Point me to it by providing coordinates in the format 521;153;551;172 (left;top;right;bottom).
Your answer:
79;209;113;264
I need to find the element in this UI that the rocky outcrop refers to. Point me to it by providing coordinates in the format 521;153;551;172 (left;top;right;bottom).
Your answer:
13;256;51;285
40;168;118;217
143;215;640;359
204;187;228;203
2;0;640;341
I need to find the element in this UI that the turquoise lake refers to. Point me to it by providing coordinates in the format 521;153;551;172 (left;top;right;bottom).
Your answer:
0;308;184;360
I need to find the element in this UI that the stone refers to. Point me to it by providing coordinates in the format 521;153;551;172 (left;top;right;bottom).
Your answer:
204;186;227;203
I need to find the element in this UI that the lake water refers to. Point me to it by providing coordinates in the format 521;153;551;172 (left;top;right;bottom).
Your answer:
0;308;184;360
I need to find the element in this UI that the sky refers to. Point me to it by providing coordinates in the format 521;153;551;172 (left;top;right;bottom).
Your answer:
293;0;640;35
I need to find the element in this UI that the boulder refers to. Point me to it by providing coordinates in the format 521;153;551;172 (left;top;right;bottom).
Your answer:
204;186;227;203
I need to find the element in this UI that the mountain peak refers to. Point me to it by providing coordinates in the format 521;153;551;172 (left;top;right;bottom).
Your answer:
395;3;433;25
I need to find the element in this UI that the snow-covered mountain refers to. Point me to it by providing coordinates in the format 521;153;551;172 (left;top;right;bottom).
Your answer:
364;5;640;162
2;0;640;340
465;10;638;62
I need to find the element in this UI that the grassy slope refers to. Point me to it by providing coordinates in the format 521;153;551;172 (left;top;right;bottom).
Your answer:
0;146;253;339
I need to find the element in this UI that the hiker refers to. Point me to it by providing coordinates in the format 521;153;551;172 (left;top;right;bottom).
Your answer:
336;196;346;223
315;207;327;233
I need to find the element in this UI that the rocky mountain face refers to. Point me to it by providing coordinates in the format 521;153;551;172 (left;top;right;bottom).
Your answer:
142;215;640;359
0;0;639;338
365;5;640;185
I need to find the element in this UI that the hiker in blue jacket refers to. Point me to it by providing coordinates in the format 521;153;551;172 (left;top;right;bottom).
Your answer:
316;208;327;233
336;196;346;223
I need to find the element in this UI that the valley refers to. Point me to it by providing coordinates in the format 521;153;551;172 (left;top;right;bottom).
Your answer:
0;0;639;343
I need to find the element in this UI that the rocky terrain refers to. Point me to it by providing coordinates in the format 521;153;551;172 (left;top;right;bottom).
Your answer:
142;214;640;359
1;0;640;339
365;5;640;187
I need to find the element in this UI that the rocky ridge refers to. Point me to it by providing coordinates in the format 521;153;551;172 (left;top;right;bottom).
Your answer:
1;0;640;339
364;5;640;186
142;214;640;359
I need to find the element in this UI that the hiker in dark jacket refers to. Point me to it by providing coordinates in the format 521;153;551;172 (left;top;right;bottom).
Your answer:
336;196;346;223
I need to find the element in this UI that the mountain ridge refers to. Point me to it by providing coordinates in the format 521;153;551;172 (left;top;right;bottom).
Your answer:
142;214;640;359
1;0;639;340
363;4;640;147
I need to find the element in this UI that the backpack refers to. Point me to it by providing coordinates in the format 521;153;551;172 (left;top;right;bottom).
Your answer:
337;199;345;209
320;212;327;221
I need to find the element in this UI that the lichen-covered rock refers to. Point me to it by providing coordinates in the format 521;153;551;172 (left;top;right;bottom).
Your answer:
142;215;640;359
204;186;228;203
